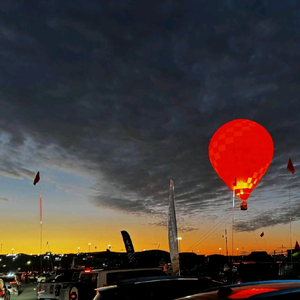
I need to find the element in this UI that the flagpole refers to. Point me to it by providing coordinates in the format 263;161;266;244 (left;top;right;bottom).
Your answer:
289;176;292;265
39;182;43;274
232;190;234;261
289;176;291;246
225;228;228;257
287;158;294;265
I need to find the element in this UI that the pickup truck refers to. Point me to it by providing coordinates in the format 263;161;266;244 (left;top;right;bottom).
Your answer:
36;269;82;300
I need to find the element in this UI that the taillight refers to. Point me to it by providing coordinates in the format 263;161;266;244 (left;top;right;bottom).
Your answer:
10;281;17;284
84;268;91;273
0;291;3;295
70;291;77;299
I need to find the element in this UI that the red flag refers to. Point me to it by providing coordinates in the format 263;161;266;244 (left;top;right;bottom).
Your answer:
33;171;40;185
260;232;264;237
287;158;295;174
295;241;300;250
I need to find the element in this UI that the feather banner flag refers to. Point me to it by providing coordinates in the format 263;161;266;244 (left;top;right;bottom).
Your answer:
287;158;295;174
33;171;40;185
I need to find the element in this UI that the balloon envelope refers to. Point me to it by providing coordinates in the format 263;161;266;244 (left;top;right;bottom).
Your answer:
208;119;274;201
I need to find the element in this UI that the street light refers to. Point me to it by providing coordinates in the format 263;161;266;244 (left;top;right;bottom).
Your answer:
219;248;222;254
11;248;14;254
88;243;91;252
177;237;182;253
77;247;80;254
108;245;111;250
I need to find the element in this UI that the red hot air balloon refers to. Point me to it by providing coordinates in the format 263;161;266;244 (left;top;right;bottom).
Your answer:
208;119;274;210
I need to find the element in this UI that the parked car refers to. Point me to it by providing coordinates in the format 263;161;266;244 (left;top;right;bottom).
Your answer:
0;278;11;300
93;275;223;300
77;267;168;300
175;280;300;299
36;269;82;300
0;275;21;296
37;272;54;282
28;271;39;283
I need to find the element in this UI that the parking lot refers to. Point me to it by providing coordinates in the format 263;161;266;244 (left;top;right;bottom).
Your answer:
12;283;37;300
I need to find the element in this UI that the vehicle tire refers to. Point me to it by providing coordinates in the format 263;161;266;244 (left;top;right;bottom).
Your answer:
69;285;79;300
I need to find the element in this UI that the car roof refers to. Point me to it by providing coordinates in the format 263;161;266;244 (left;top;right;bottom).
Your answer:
119;276;201;285
82;267;163;274
95;276;214;291
176;280;300;299
0;276;16;282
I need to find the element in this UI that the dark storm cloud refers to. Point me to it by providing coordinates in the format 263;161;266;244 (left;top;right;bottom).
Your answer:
234;198;300;233
149;221;198;233
1;0;300;231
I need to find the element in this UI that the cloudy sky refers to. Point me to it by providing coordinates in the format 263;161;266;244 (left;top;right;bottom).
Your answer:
1;0;300;255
